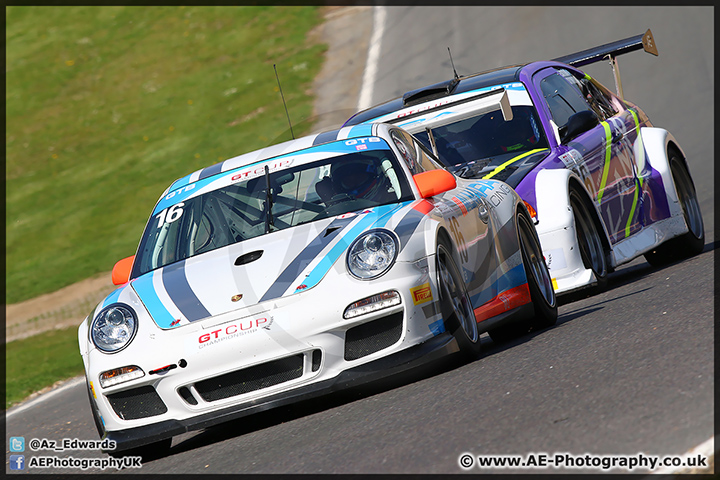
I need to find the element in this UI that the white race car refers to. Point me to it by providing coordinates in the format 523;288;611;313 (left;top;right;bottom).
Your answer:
79;122;556;454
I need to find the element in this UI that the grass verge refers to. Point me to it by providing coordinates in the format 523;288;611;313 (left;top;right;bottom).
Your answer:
7;6;326;304
6;326;85;409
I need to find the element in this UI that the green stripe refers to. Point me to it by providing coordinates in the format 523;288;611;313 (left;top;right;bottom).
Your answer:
597;121;612;203
625;109;643;237
628;109;644;186
625;187;639;237
481;148;548;180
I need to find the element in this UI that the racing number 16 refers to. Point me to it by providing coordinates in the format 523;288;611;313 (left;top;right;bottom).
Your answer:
156;203;185;228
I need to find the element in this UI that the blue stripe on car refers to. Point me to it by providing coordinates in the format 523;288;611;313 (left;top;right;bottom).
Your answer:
349;123;374;138
101;287;124;309
131;272;178;328
297;203;405;294
259;216;356;303
161;259;212;322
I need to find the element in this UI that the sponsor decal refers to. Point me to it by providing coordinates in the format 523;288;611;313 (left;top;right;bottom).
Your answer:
295;284;308;291
410;283;433;305
473;283;531;323
231;294;243;302
197;317;273;349
89;382;96;399
170;319;181;327
231;159;293;182
164;184;195;201
559;149;583;168
344;137;381;146
356;144;368;151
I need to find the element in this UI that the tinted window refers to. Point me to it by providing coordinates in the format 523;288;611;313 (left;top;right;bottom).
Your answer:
540;72;594;129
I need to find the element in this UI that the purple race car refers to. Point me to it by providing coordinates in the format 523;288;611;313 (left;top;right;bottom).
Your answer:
343;29;704;294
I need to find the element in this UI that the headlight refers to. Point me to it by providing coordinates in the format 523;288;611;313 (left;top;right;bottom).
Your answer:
347;229;398;280
91;304;138;353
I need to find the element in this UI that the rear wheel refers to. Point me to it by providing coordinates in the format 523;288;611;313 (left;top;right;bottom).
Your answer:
436;241;481;360
570;189;608;290
644;155;704;266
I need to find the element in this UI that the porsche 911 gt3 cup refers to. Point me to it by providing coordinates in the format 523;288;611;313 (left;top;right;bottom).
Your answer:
79;123;556;454
344;29;705;294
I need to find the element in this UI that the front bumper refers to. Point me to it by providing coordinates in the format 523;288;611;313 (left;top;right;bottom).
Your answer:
103;332;458;452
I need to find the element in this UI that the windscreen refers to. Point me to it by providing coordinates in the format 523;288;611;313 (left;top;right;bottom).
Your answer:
413;105;549;170
132;145;413;278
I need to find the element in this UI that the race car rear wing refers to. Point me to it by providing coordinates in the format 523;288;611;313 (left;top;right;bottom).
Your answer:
552;29;658;100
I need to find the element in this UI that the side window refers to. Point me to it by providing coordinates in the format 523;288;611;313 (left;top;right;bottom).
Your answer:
414;138;443;171
582;77;620;120
540;72;595;130
390;129;421;174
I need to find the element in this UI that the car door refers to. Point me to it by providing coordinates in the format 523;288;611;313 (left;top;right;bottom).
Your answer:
533;68;640;244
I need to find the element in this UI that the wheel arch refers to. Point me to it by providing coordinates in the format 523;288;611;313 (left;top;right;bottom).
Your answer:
638;127;686;218
534;168;613;259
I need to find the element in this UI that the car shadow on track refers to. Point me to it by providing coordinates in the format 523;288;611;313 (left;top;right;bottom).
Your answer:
161;354;461;459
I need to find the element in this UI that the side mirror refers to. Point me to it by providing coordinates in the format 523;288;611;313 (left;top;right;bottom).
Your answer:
561;110;599;143
112;255;135;285
413;169;457;198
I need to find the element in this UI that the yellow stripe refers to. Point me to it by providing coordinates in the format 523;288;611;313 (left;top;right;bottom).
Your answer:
597;121;612;203
551;278;558;291
482;148;548;180
625;109;643;237
629;109;644;186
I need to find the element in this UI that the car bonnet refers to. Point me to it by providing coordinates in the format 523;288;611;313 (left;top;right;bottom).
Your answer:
127;199;430;330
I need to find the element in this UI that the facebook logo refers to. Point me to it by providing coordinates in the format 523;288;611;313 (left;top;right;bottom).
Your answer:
9;455;25;470
9;436;25;452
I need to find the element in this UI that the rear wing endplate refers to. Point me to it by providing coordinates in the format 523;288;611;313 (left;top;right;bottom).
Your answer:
552;29;658;100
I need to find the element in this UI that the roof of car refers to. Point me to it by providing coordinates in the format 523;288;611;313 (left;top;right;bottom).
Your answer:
344;64;526;127
164;123;386;195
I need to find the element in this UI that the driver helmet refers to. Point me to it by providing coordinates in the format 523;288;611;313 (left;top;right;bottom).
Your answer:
331;156;383;200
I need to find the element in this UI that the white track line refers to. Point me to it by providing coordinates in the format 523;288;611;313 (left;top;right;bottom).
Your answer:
357;5;386;111
6;376;84;419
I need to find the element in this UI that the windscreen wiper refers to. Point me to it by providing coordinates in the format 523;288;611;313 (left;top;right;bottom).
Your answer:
264;165;275;233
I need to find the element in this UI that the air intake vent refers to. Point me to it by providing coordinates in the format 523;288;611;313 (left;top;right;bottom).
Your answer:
195;354;304;402
344;312;403;361
107;386;168;420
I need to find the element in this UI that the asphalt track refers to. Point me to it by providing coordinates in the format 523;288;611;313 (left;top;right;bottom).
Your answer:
5;6;714;475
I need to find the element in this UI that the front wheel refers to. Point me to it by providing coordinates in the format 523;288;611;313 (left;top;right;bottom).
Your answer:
488;209;557;344
570;189;608;290
517;209;557;327
436;242;481;360
644;155;704;266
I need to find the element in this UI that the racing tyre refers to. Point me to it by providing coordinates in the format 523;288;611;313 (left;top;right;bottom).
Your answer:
488;210;557;344
85;378;104;438
517;209;557;328
644;155;704;266
436;241;481;360
570;189;608;290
